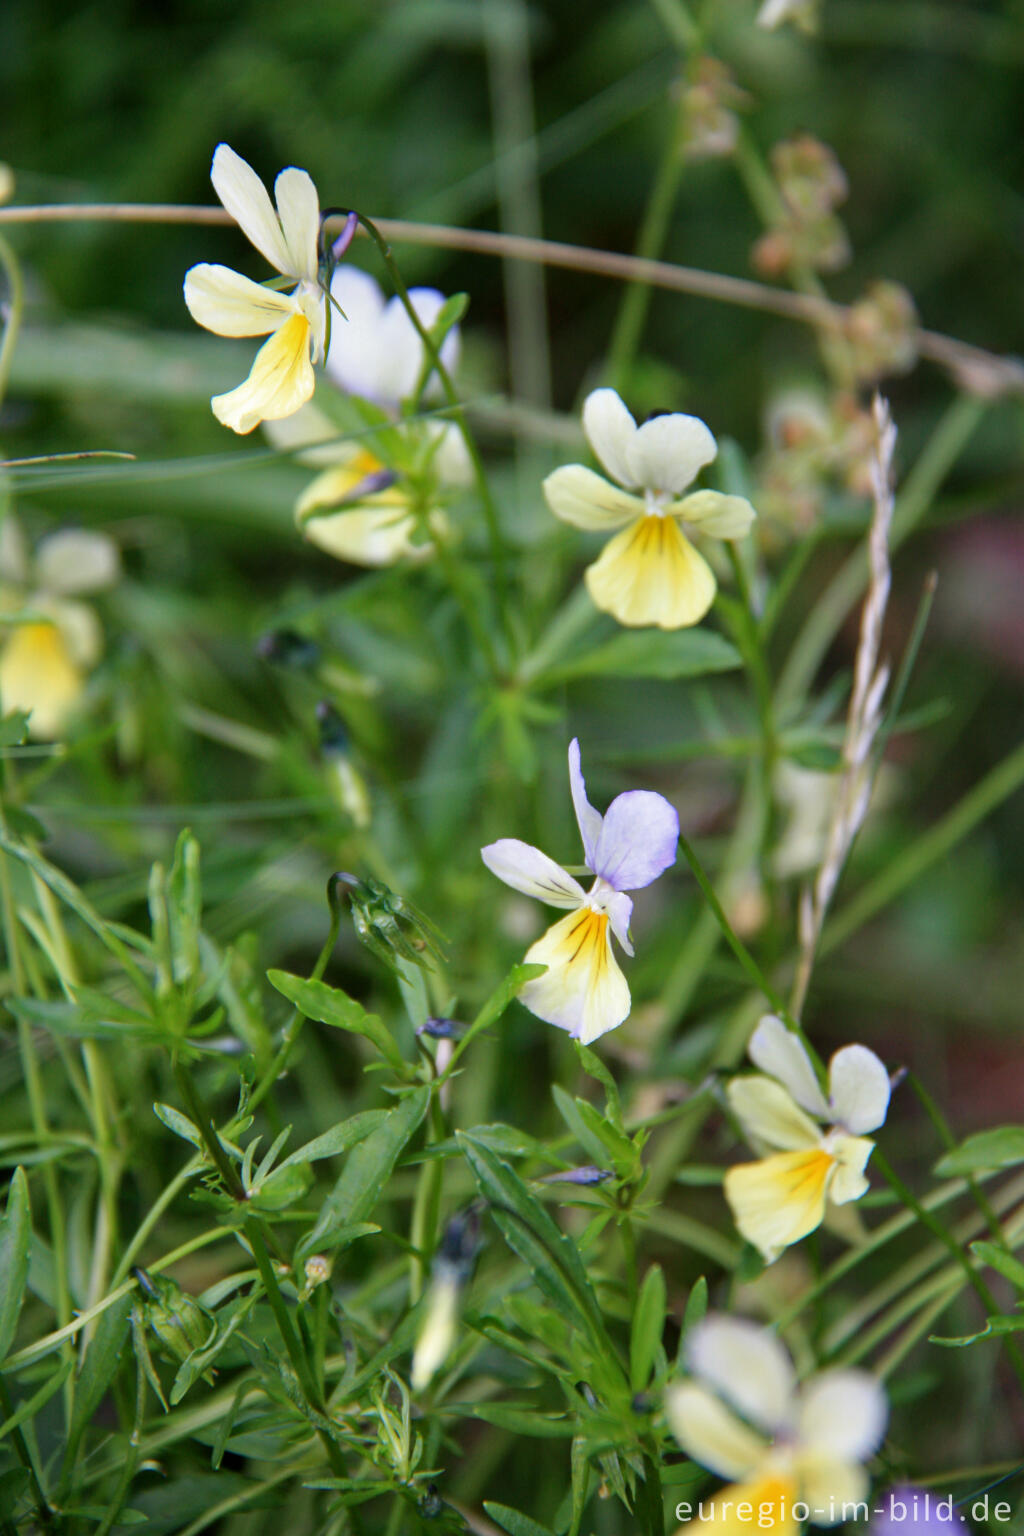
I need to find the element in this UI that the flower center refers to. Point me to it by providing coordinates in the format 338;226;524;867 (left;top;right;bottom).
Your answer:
643;488;670;517
585;876;616;913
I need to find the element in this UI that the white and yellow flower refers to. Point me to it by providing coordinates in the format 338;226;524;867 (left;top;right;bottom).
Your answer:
543;389;756;630
724;1015;890;1263
481;738;679;1044
666;1313;887;1534
0;519;119;740
184;144;328;434
267;269;470;567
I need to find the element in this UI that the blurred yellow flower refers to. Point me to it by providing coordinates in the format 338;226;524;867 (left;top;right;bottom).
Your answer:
667;1313;887;1534
724;1015;890;1263
0;520;119;740
543;389;756;629
184;144;327;434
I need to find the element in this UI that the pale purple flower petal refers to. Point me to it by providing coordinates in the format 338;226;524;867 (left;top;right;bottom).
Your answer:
568;738;603;868
604;889;634;955
592;790;679;892
480;839;585;908
872;1489;969;1536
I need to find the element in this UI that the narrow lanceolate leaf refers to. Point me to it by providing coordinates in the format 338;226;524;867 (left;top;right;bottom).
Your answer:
277;1109;388;1169
935;1127;1024;1177
0;1168;31;1361
630;1264;667;1393
447;962;547;1067
297;1086;430;1262
533;628;741;687
970;1241;1024;1292
64;1292;134;1472
457;1133;612;1356
483;1502;559;1536
267;971;406;1073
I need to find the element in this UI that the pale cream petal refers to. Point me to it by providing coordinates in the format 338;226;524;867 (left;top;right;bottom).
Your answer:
796;1457;870;1526
671;490;757;540
827;1134;874;1205
302;506;425;567
582;388;639;487
295;451;392;518
431;423;473;487
480;839;586;907
727;1077;822;1152
748;1016;829;1119
664;1382;767;1480
35;530;119;596
828;1045;890;1134
411;1274;460;1391
325;266;389;398
211;143;292;275
211;314;315;435
680;1473;800;1536
376;288;457;402
184;263;299;337
797;1370;887;1464
626;412;717;495
274;166;320;281
542;466;641;531
584;516;717;630
687;1315;796;1434
519;907;631;1043
0;621;85;739
724;1149;834;1263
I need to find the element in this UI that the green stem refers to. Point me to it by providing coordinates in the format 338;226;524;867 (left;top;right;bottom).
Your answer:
247;896;341;1114
0;1374;53;1527
0;233;25;411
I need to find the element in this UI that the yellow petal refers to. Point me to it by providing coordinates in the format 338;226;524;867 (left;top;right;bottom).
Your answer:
520;907;630;1044
542;464;641;530
0;622;85;739
212;313;315;435
665;1382;767;1480
584;515;717;629
296;451;391;517
304;507;428;567
724;1149;834;1263
678;1473;800;1536
184;263;299;337
795;1456;869;1526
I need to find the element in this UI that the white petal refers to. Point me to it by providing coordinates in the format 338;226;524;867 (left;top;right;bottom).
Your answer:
591;789;679;892
520;907;631;1043
828;1134;874;1204
274;166;320;281
671;489;757;540
210;143;293;275
687;1315;796;1434
542;465;641;531
325;266;388;398
727;1076;822;1152
480;839;585;908
748;1015;829;1118
411;1274;459;1391
828;1045;890;1134
35;530;119;596
626;413;717;495
184;263;299;337
567;737;603;868
604;889;634;956
664;1381;767;1480
431;423;473;487
375;288;460;403
798;1370;887;1462
582;388;639;488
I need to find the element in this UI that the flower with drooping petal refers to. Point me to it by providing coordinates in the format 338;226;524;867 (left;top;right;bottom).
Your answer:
0;518;120;740
543;388;756;630
184;144;328;434
666;1313;887;1534
724;1015;890;1263
481;739;679;1043
264;271;470;567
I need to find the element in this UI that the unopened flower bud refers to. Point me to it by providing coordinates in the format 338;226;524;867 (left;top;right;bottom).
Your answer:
304;1254;332;1289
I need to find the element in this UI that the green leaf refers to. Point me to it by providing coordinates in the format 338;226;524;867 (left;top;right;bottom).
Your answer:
446;962;547;1068
0;1169;31;1361
677;1276;708;1367
935;1127;1024;1177
484;1502;558;1536
64;1292;134;1471
473;1405;574;1438
0;710;29;747
267;971;406;1073
277;1109;389;1169
297;1086;430;1262
630;1264;666;1393
153;1102;204;1150
533;628;741;688
457;1132;613;1359
970;1241;1024;1292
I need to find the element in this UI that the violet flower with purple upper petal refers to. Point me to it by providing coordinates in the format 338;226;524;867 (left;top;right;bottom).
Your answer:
481;739;679;1043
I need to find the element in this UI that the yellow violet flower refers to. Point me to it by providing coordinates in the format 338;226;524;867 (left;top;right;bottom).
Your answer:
667;1313;887;1535
184;144;327;434
543;388;756;630
0;520;119;740
724;1015;890;1263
